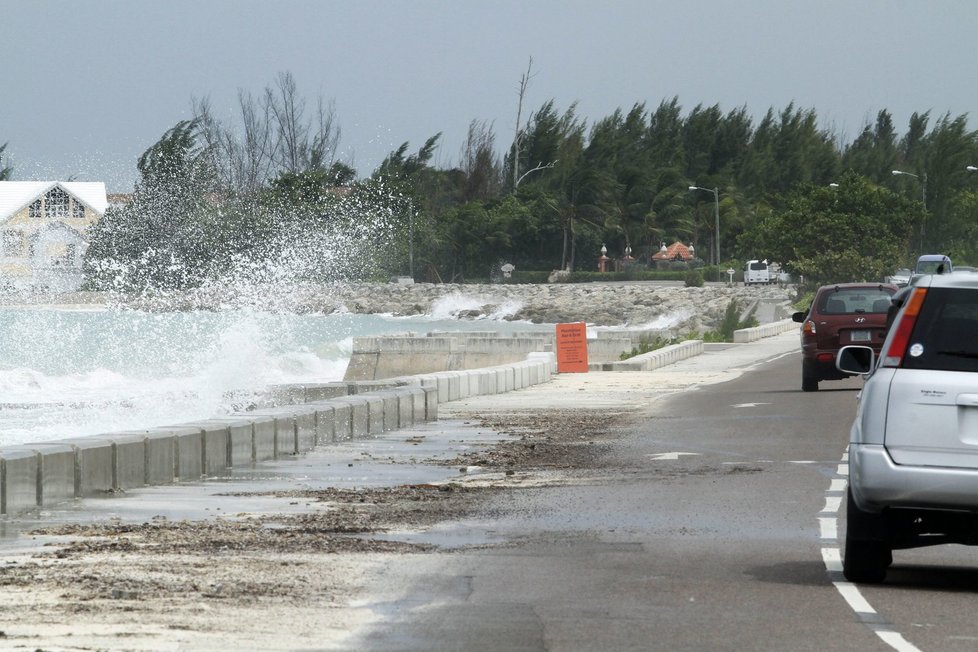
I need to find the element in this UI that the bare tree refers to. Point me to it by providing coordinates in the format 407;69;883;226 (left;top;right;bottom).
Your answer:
266;72;306;173
193;71;343;194
510;57;534;191
194;94;274;195
265;72;341;174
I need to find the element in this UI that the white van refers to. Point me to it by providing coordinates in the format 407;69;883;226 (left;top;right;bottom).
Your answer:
744;260;771;285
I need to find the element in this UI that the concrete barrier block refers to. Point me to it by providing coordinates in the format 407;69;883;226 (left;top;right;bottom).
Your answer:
310;403;336;444
0;449;39;515
108;434;147;490
247;406;318;455
352;380;409;394
450;372;465;401
376;393;398;431
495;368;508;393
407;387;425;424
303;383;351;402
176;421;233;477
394;390;414;429
263;384;306;405
467;371;481;397
25;444;76;507
143;431;177;485
477;369;495;395
158;427;204;481
244;410;295;458
423;386;438;421
330;398;369;438
54;438;113;497
433;374;450;403
509;364;523;390
362;395;385;435
331;401;353;442
277;417;298;456
252;418;276;462
223;420;255;467
201;424;230;476
349;398;371;438
294;409;318;452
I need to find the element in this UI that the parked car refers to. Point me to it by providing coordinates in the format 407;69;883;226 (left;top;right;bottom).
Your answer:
791;283;898;391
909;253;952;285
837;273;978;583
744;259;772;285
884;268;911;287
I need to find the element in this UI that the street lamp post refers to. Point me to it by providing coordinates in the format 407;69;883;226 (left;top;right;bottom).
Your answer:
892;170;928;251
689;185;720;281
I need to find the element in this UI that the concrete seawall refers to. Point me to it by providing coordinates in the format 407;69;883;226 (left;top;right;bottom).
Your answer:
0;354;557;517
344;328;679;381
0;322;798;517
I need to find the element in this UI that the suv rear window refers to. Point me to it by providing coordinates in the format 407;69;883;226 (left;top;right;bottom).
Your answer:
817;288;893;315
903;287;978;372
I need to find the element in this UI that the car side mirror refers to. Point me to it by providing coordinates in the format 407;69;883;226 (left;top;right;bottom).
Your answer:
791;311;806;323
837;345;875;375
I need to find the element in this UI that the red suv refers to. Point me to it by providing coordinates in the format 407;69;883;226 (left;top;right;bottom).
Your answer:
791;283;898;391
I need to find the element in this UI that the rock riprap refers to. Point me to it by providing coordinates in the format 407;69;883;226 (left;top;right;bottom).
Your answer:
20;282;797;333
273;281;796;332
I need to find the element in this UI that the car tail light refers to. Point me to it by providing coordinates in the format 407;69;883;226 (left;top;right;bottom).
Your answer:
881;287;927;367
802;320;816;335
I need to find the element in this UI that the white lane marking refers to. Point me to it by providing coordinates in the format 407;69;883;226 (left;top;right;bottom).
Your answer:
645;452;700;461
819;517;837;540
731;402;771;408
823;453;921;652
821;547;843;572
834;581;876;614
822;496;842;513
876;631;923;652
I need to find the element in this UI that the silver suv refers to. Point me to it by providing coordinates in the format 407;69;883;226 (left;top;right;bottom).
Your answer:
837;273;978;583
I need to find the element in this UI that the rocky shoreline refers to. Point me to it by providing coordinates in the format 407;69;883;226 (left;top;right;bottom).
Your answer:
6;281;799;332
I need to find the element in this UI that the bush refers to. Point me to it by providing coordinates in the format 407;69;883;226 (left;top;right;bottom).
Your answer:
620;334;681;359
702;299;759;342
684;269;704;287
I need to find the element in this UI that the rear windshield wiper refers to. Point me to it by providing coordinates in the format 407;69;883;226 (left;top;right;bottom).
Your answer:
936;350;978;359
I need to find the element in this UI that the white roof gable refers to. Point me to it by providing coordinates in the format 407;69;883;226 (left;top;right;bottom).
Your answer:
0;181;109;222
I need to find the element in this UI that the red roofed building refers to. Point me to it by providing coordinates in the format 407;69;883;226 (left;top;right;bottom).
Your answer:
651;241;695;266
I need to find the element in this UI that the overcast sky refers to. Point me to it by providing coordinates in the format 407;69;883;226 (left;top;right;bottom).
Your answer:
2;0;976;193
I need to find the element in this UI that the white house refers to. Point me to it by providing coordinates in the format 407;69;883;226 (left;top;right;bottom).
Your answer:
0;181;108;292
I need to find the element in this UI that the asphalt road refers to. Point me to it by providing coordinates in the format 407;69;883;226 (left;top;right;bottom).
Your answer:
7;335;978;651
342;353;978;652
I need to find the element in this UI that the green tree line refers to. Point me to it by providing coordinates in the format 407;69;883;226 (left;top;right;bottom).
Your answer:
8;72;978;290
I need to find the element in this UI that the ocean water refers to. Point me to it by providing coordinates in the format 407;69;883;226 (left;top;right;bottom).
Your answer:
0;297;550;446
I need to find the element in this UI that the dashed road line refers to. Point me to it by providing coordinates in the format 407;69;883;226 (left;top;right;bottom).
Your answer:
821;453;922;652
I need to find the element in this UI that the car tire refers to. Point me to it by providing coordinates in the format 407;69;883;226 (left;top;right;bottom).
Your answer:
802;360;818;392
843;488;891;584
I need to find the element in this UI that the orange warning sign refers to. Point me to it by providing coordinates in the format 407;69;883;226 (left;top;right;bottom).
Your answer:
555;322;589;373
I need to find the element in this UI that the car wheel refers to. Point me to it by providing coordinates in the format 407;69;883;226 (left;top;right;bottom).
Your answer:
843;488;891;584
802;360;819;392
